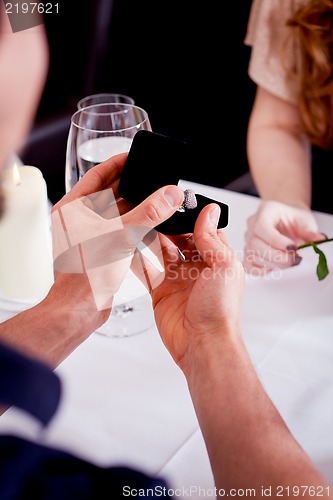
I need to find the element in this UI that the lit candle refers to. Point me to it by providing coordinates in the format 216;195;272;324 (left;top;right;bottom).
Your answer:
0;164;54;301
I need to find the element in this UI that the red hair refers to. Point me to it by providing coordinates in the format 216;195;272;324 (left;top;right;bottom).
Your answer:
286;0;333;148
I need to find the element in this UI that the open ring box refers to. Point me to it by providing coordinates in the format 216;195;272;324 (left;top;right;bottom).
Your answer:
118;130;229;235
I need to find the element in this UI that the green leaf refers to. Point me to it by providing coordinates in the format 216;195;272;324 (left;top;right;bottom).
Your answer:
312;244;329;280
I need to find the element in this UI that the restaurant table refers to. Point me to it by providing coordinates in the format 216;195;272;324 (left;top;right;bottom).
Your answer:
0;180;333;498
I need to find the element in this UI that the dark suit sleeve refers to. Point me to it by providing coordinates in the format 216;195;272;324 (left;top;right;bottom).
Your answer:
0;341;61;426
0;342;173;498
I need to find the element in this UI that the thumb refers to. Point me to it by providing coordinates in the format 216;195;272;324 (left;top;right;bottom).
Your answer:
122;185;184;231
193;203;231;267
298;230;328;245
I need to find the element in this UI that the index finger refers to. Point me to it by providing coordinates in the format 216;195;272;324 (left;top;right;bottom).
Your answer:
54;152;128;211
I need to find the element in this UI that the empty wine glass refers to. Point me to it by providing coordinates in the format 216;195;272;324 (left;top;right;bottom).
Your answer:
65;103;155;337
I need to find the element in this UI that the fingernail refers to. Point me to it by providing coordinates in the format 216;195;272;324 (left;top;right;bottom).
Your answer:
286;244;297;251
209;205;221;226
292;254;302;266
164;186;184;207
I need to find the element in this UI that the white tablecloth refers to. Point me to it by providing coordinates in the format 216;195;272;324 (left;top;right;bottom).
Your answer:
1;181;333;497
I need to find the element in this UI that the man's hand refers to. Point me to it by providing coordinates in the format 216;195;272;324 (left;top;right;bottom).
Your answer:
0;154;184;366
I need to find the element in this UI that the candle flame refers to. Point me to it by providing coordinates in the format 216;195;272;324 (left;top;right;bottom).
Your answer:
12;163;21;186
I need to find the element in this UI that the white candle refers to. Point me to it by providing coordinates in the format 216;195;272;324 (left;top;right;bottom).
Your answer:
0;165;54;301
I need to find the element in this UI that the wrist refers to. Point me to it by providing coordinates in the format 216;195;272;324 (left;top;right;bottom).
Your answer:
35;274;110;365
262;197;311;212
180;319;244;382
46;273;110;332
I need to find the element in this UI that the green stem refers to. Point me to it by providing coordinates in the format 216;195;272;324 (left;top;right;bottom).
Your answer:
297;237;333;250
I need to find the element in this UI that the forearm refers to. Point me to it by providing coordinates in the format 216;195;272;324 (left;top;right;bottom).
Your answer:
247;124;312;209
182;332;330;496
247;87;312;210
0;273;108;368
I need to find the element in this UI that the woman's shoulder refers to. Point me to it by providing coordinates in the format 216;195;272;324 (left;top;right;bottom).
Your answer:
245;0;304;103
245;0;304;46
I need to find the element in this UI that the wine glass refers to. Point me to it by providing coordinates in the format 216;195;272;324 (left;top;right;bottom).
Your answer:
65;103;155;337
77;92;135;110
65;102;150;191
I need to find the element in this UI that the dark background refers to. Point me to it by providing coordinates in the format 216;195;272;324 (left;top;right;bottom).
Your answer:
21;0;256;205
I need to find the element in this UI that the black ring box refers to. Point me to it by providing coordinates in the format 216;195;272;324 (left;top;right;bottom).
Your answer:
118;130;229;235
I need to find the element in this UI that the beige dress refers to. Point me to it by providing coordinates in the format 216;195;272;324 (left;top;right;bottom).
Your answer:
245;0;305;104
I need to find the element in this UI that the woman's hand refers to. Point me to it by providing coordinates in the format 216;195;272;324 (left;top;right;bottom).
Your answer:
243;200;325;275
